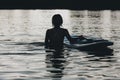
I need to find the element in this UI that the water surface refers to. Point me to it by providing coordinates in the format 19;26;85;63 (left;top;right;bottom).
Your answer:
0;10;119;80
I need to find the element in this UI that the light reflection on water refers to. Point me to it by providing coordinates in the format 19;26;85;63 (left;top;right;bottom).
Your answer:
0;10;119;80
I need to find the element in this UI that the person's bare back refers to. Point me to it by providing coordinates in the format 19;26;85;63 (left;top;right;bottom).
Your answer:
45;14;72;51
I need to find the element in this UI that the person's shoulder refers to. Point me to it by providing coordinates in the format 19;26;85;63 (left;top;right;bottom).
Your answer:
46;28;53;31
60;28;67;31
61;28;68;32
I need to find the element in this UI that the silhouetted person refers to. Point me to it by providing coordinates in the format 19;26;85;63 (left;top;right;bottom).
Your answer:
45;14;72;51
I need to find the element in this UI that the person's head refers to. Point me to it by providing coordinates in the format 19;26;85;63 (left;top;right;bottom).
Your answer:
52;14;63;28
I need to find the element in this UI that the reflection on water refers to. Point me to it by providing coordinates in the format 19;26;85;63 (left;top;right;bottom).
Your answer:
45;51;67;80
0;10;119;80
79;47;114;57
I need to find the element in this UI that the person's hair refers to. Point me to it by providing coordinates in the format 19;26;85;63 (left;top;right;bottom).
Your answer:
52;14;63;27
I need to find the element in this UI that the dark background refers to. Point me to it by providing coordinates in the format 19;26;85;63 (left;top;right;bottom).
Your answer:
0;0;119;10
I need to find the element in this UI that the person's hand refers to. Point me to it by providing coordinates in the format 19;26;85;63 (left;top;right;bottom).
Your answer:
78;35;85;40
79;35;83;37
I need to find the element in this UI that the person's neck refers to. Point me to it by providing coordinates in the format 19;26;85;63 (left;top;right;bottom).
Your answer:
54;26;60;29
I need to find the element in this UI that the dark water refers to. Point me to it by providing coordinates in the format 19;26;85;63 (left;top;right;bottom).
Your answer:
0;10;119;80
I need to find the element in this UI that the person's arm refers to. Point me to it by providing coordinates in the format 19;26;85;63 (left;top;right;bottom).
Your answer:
45;30;49;49
65;29;73;44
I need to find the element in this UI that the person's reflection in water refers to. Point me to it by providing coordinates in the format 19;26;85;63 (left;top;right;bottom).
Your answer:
45;14;72;52
45;51;67;80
